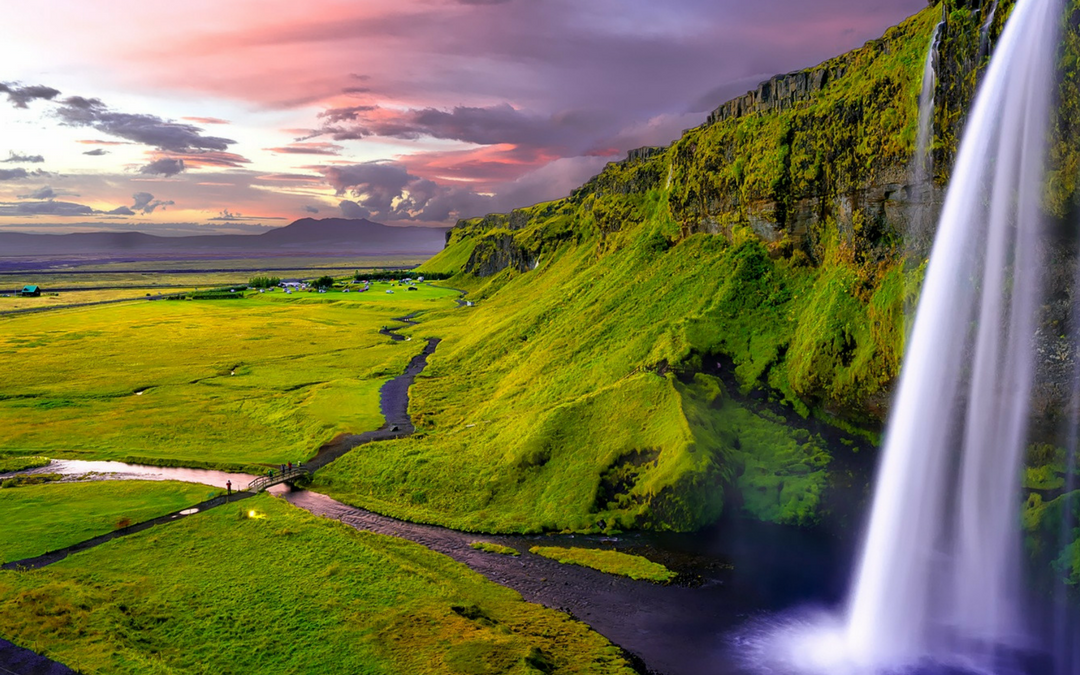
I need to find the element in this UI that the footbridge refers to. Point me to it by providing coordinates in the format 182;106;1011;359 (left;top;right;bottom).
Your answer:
248;465;311;493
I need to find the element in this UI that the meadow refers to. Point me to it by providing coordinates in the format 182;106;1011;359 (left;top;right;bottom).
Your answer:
0;480;218;564
0;493;635;674
0;282;459;470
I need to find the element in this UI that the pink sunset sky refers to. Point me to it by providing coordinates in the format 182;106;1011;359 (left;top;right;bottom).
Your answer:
0;0;925;235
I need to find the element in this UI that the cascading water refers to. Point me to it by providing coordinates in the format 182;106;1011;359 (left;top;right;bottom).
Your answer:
847;0;1060;669
908;19;944;266
739;0;1066;672
980;0;1002;61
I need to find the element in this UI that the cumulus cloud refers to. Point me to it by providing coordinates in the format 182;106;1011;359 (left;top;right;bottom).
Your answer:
139;158;186;177
83;148;109;156
303;205;320;214
2;152;45;164
108;206;136;216
131;192;175;214
0;82;61;108
323;161;489;223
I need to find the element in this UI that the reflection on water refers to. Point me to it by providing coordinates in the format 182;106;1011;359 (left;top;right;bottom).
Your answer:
0;459;256;490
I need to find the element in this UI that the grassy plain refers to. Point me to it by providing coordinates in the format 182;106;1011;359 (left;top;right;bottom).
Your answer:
0;283;459;469
0;494;634;674
528;546;675;583
0;288;195;312
0;480;217;563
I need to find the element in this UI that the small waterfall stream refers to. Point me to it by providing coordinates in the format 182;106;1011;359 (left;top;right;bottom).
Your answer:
908;20;944;265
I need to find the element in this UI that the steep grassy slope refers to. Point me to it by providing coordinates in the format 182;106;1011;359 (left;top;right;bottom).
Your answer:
319;0;1080;535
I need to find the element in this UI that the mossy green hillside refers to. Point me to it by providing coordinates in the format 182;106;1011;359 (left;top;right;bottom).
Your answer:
529;546;675;583
0;480;217;563
0;287;458;468
0;494;634;674
0;455;50;474
320;1;1067;535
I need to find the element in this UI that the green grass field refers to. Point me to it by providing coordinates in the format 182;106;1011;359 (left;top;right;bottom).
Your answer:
0;493;634;674
0;284;459;469
528;546;675;583
0;480;217;563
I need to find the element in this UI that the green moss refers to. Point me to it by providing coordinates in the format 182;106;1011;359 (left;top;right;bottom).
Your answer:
528;546;675;583
0;455;50;474
470;542;521;556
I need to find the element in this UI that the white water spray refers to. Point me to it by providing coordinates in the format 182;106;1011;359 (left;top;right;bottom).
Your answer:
845;0;1060;669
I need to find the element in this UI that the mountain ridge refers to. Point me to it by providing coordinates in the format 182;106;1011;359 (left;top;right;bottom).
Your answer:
0;218;449;256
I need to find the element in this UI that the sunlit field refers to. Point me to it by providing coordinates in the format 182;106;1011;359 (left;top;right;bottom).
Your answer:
0;283;459;469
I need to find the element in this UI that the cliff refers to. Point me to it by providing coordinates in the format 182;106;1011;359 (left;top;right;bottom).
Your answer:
318;0;1080;538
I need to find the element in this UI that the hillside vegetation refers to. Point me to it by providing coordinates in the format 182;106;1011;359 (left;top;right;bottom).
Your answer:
321;0;1080;537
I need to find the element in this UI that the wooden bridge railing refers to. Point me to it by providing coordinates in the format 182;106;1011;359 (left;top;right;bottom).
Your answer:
247;465;311;493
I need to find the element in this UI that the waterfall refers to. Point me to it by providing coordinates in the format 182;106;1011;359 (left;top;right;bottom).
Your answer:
908;20;944;264
980;0;1002;61
736;0;1066;672
845;0;1061;670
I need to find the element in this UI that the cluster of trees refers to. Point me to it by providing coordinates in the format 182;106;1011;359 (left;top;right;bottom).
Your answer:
312;276;336;289
248;276;281;289
353;270;453;281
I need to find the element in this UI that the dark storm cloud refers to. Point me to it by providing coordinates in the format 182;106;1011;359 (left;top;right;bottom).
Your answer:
209;209;286;222
314;103;611;156
83;148;109;156
139;158;186;177
55;96;237;153
2;152;45;164
0;82;61;108
0;200;95;216
339;200;370;219
131;192;175;214
0;168;29;181
18;186;58;200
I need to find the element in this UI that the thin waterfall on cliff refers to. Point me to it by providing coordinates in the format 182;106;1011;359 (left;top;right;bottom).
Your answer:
845;0;1060;669
908;20;944;265
980;0;1002;60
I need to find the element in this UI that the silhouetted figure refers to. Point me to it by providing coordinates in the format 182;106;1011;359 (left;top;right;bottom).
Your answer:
226;480;232;495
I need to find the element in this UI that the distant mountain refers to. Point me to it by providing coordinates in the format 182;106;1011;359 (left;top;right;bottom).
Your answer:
0;219;449;257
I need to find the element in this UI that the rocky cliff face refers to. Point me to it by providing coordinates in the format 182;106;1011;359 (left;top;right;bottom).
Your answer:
445;0;1080;424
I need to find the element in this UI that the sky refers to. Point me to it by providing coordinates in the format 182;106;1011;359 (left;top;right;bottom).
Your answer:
0;0;925;235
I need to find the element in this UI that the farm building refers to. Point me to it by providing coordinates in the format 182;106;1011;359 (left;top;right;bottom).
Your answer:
16;285;40;297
